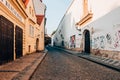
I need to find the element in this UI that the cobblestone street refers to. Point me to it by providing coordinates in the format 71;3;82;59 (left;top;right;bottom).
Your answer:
30;46;120;80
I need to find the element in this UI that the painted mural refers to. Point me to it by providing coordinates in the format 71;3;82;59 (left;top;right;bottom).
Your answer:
70;35;76;48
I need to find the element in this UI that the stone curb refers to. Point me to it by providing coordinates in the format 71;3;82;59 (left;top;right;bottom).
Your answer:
54;46;120;72
29;51;48;80
78;55;120;72
12;50;47;80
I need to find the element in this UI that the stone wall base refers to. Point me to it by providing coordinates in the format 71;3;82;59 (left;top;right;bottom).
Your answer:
91;49;120;60
69;48;82;52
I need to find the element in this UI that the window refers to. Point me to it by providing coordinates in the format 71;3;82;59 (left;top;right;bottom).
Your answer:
61;34;64;39
59;30;61;34
29;25;34;37
56;37;58;41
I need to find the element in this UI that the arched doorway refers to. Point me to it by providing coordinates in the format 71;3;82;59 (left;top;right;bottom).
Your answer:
36;38;39;52
84;30;90;54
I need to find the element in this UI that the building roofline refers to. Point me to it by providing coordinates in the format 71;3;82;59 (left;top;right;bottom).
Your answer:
55;0;75;35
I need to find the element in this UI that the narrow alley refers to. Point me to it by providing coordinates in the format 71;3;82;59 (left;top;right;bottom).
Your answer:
30;46;120;80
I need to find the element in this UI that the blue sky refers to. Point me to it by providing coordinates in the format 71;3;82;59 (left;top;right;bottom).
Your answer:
43;0;72;35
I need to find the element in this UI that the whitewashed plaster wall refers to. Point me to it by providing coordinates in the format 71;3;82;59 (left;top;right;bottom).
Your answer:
54;0;83;48
89;7;120;51
53;0;120;50
33;0;46;15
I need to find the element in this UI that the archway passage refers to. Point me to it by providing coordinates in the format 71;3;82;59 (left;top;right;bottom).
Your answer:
36;38;39;52
84;30;90;54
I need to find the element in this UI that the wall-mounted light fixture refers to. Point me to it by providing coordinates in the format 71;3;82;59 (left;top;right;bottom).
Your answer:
75;24;81;31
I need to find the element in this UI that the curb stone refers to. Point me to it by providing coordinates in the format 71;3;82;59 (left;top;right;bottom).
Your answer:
12;50;47;80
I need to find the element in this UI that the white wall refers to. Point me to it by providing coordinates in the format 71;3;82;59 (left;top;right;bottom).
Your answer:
53;0;120;50
33;0;46;15
90;7;120;51
54;0;82;48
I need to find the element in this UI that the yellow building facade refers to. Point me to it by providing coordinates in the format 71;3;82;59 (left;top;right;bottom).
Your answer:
0;0;45;64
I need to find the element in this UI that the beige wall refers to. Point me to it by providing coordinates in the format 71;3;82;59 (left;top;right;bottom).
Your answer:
0;0;45;60
24;0;45;54
39;18;45;51
0;0;26;59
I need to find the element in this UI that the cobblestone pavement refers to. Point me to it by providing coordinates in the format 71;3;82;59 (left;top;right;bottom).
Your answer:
55;47;120;71
30;46;120;80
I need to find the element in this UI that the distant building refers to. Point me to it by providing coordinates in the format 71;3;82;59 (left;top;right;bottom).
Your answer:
45;34;51;46
0;0;46;64
53;0;120;60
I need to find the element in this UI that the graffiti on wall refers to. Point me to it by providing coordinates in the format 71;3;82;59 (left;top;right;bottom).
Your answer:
93;35;105;49
113;30;120;48
93;37;99;49
100;36;105;49
92;30;120;51
106;33;112;44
